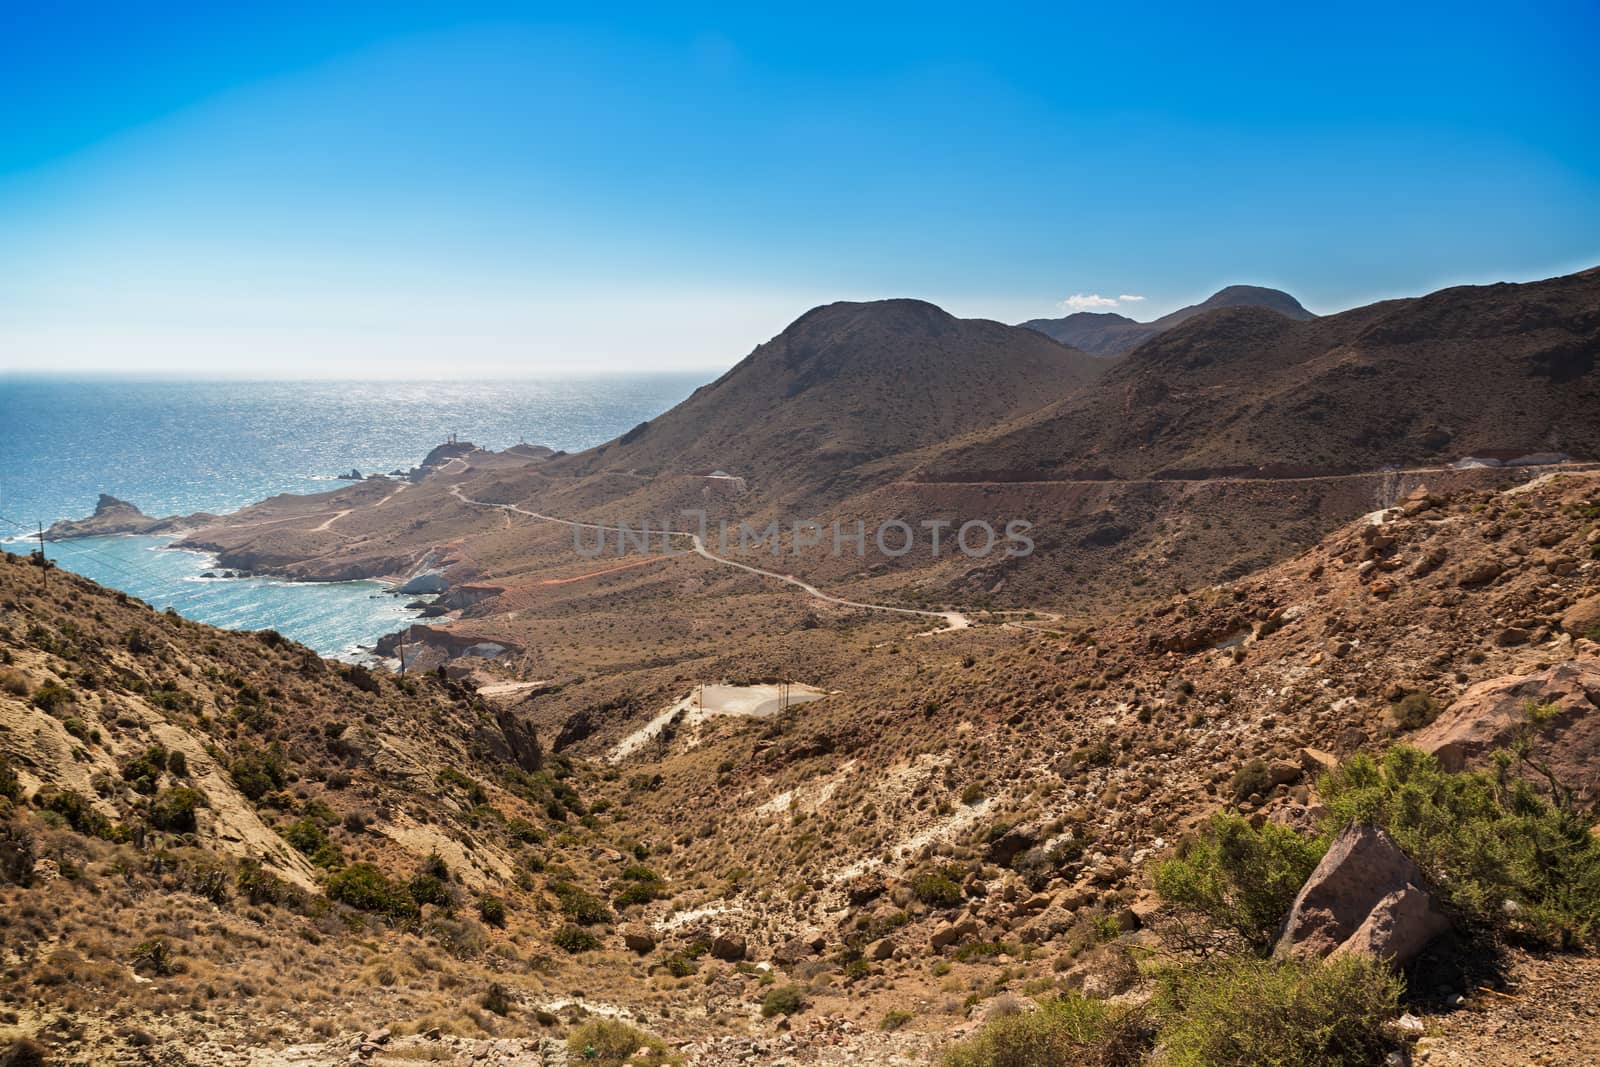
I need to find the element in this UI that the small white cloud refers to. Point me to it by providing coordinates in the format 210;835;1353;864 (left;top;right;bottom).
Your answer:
1118;294;1146;302
1058;293;1121;312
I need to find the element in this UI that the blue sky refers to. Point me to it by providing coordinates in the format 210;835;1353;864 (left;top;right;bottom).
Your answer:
2;2;1597;376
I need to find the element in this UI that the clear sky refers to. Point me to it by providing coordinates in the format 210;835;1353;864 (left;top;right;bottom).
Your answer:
3;2;1597;377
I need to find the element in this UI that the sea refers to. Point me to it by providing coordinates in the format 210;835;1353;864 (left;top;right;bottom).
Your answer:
0;375;704;659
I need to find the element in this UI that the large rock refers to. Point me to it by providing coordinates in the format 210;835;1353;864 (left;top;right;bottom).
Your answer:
620;925;656;954
771;933;825;965
397;571;449;595
1412;660;1600;799
709;932;746;961
1562;595;1600;639
1276;825;1448;967
930;917;980;950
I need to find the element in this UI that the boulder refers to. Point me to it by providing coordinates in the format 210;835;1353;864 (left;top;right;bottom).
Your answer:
1455;559;1504;586
1276;824;1448;967
620;925;656;954
1562;595;1600;639
930;917;980;950
1411;660;1600;797
772;933;824;965
710;932;747;962
1267;759;1303;786
1331;884;1451;966
866;937;896;961
984;822;1041;867
1298;747;1339;775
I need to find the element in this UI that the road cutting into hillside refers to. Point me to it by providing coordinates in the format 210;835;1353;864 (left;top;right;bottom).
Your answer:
446;484;970;633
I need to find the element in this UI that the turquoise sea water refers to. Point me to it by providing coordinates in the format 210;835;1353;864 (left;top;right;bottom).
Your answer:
0;376;704;658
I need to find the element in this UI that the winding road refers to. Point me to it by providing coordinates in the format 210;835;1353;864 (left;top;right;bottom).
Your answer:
446;484;969;633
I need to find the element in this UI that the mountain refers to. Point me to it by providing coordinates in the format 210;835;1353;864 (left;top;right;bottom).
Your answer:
1020;284;1315;355
933;267;1600;480
560;298;1106;497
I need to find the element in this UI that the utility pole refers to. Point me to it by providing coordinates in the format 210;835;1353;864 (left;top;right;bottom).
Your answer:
397;629;406;675
36;522;47;590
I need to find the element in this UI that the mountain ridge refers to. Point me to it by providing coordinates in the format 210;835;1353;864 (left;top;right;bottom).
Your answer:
1020;283;1315;354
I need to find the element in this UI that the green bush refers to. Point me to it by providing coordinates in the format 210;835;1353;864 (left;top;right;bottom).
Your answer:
150;787;205;833
1155;812;1327;949
1154;954;1400;1067
0;819;36;886
229;748;285;801
1390;691;1439;730
552;924;601;953
912;868;966;909
408;872;453;908
36;786;116;839
478;894;506;927
1321;746;1600;945
0;758;19;803
761;983;808;1018
326;863;418;922
566;1019;678;1066
30;680;72;712
942;991;1146;1067
551;880;613;925
1228;759;1273;804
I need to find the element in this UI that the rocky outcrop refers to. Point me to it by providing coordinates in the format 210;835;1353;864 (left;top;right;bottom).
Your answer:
1412;660;1600;801
1276;824;1449;967
42;495;216;540
397;571;448;595
1563;595;1600;639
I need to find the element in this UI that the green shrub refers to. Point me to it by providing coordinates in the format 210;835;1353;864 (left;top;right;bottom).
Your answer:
1228;759;1273;804
408;872;453;908
478;894;507;927
30;680;72;712
1321;746;1600;945
229;748;285;801
36;787;116;839
551;880;613;925
566;1019;678;1066
1155;812;1327;949
150;787;205;833
552;924;601;953
912;868;965;908
326;863;418;922
880;1009;914;1032
942;991;1147;1067
0;819;36;886
121;744;168;794
1390;691;1439;730
279;817;342;867
1154;954;1400;1067
237;858;308;910
761;983;807;1018
0;758;19;803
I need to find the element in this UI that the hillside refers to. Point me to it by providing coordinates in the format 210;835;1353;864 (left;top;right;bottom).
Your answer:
932;266;1600;480
556;299;1105;501
1020;284;1315;354
7;469;1600;1064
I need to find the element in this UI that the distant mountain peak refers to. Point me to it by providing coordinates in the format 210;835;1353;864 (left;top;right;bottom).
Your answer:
1020;283;1314;355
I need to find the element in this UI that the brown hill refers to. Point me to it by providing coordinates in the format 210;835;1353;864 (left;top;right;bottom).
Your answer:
1020;284;1315;354
934;267;1600;480
559;298;1105;500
